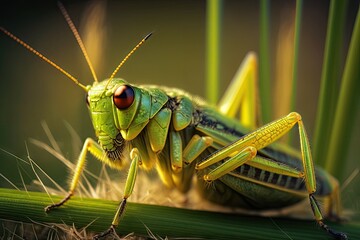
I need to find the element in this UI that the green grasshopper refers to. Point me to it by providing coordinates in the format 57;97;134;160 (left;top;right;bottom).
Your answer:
1;3;347;240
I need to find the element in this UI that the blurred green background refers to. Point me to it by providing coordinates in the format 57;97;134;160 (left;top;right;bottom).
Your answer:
0;0;359;213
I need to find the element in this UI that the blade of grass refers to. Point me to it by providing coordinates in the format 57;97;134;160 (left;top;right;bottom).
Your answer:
289;0;303;114
326;6;360;181
205;0;223;104
0;188;359;239
273;8;295;124
259;0;272;124
286;0;303;145
313;0;348;167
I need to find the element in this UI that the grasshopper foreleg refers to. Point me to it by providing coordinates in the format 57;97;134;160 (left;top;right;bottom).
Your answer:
45;138;105;212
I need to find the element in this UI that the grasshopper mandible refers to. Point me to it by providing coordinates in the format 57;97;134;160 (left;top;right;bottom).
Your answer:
1;2;347;240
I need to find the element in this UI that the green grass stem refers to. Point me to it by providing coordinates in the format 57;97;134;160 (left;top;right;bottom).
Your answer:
259;0;272;124
313;0;348;168
205;0;223;104
286;0;303;146
325;7;360;181
290;0;303;114
1;188;359;239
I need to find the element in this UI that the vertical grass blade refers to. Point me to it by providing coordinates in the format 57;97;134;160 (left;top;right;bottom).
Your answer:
205;0;223;104
290;0;303;113
286;0;303;145
313;0;347;167
273;9;295;124
326;7;360;181
259;0;272;124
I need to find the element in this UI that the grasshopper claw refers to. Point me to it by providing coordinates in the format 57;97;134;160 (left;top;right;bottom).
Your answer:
93;225;118;240
44;192;73;212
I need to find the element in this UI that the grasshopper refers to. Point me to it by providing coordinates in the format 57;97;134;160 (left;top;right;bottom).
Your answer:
1;2;347;240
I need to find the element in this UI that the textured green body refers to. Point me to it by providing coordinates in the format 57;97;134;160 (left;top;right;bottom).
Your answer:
87;78;334;210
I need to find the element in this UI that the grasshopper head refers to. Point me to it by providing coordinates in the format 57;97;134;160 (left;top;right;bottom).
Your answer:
86;78;167;168
86;78;133;166
1;6;153;169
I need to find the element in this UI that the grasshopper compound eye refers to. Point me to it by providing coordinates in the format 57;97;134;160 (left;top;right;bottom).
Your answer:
113;85;135;109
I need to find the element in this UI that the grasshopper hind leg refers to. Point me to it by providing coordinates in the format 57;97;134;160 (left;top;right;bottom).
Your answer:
325;177;345;222
310;194;348;240
196;112;348;239
218;52;259;130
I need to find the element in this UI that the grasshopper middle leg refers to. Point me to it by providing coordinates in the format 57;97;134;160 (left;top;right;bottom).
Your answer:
93;148;140;239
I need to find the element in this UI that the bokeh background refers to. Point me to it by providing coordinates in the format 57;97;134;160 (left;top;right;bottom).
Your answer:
0;0;359;212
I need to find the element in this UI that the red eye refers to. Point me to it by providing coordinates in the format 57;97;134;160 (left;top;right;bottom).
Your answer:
113;85;135;109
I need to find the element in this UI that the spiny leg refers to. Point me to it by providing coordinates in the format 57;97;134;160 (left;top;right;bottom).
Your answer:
217;52;259;129
196;113;313;183
45;138;105;212
310;195;348;240
196;112;347;239
204;146;257;181
298;119;346;238
93;148;140;239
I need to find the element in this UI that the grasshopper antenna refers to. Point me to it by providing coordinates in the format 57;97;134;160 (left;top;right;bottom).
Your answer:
58;1;98;83
0;27;88;92
109;32;152;79
105;32;153;89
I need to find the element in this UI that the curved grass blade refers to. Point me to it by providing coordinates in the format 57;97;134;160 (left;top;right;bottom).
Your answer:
326;6;360;181
313;0;348;167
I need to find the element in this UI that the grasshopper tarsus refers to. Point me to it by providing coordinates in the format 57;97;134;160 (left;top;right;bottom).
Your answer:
93;225;117;240
44;192;73;212
319;221;348;240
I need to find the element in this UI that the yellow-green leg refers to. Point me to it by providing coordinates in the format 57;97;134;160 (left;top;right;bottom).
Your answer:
310;195;347;239
197;112;314;189
45;138;105;212
93;148;140;239
328;178;342;220
170;131;183;172
203;146;257;181
218;52;259;130
45;139;142;239
196;112;347;239
183;134;213;165
168;133;213;192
